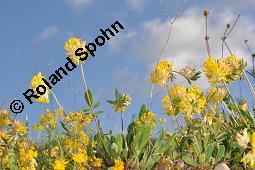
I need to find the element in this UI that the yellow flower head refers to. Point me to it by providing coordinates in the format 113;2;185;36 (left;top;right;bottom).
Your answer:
110;93;131;113
161;96;174;116
251;132;255;148
180;66;197;79
203;57;230;85
30;72;50;103
64;38;87;65
51;146;59;157
219;55;246;81
12;120;28;134
150;60;173;87
135;111;157;127
53;158;69;170
112;159;124;170
92;156;103;168
208;87;227;103
241;150;255;168
169;86;186;100
0;109;10;126
236;128;249;148
204;115;213;126
179;85;206;117
72;153;88;164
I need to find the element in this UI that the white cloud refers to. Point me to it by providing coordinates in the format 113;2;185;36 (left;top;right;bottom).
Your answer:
132;7;255;71
37;26;58;41
126;0;146;10
64;0;91;10
112;8;255;91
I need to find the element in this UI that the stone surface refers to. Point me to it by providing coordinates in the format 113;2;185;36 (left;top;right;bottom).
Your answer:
214;163;230;170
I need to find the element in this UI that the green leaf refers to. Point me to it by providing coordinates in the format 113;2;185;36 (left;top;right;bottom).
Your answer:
157;134;175;154
192;142;201;158
94;111;103;115
138;126;151;149
216;145;225;162
199;153;206;163
139;104;148;118
182;155;197;166
85;89;93;107
107;100;115;104
115;89;119;99
205;144;214;162
93;102;100;108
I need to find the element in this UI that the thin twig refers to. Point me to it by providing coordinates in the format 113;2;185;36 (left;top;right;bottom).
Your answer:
148;0;187;108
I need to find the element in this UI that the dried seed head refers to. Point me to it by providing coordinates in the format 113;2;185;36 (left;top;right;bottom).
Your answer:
226;23;231;28
203;9;209;17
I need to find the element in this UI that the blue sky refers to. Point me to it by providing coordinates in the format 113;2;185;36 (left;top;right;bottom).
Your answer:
1;0;255;137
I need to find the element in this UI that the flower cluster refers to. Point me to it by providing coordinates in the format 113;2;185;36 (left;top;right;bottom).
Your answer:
161;85;206;118
203;56;246;86
150;60;173;87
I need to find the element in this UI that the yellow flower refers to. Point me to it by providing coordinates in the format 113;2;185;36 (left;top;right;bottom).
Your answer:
159;118;167;124
53;158;69;170
51;146;59;157
0;109;10;126
135;111;157;127
208;87;227;103
169;86;186;100
72;153;88;164
219;55;246;82
12;120;28;134
150;61;173;87
30;72;50;103
161;96;174;116
179;85;206;117
236;128;249;148
112;159;124;170
251;132;255;148
203;57;230;85
109;92;131;113
204;115;213;126
239;99;249;111
180;66;197;79
241;148;255;168
64;38;87;65
92;156;103;168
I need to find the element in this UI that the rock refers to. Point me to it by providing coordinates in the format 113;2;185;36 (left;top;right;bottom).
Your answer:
214;163;230;170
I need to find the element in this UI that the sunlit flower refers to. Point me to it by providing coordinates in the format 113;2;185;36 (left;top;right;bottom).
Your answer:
238;99;249;111
0;109;10;126
51;146;59;157
72;153;88;164
241;147;255;168
135;111;157;127
179;85;206;117
112;159;124;170
204;115;213;126
92;156;103;168
30;72;50;103
180;66;200;81
219;55;246;82
203;57;230;85
12;120;28;134
108;92;131;112
208;87;228;103
150;61;173;87
169;86;186;100
53;158;69;170
236;128;249;148
64;38;87;65
251;132;255;148
161;96;174;116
